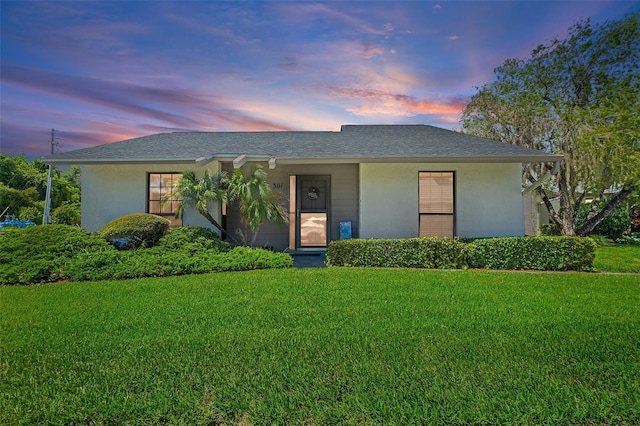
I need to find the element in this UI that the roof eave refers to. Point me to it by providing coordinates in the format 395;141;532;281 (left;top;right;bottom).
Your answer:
275;155;563;164
42;157;199;165
43;154;563;166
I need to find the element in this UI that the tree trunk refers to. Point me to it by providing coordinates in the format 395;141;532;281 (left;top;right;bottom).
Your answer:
199;208;226;235
576;185;636;236
557;166;576;236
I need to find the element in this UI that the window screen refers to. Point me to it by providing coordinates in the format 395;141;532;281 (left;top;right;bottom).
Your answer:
419;172;454;238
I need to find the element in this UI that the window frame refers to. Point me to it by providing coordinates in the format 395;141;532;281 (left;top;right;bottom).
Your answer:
147;172;183;227
418;171;456;238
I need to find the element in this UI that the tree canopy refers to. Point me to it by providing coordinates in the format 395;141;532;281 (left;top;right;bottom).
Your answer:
461;12;639;236
0;154;81;225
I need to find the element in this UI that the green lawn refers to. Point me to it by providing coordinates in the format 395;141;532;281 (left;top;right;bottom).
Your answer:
2;269;639;425
594;244;640;272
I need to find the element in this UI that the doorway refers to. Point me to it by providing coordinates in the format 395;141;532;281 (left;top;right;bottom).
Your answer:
290;175;330;249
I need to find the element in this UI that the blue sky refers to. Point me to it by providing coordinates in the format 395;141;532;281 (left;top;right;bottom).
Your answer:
1;1;637;158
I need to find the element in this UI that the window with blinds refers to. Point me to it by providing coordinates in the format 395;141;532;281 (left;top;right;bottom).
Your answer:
419;172;454;238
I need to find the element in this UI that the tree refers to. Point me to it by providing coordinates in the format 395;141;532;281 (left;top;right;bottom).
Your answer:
0;154;81;222
461;12;639;236
226;165;288;246
172;170;226;234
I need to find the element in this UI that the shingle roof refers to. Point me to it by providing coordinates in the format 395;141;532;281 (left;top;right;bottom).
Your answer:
43;125;561;165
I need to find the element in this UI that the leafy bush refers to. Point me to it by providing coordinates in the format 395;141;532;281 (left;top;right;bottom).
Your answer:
158;225;229;253
52;202;81;226
0;224;291;284
616;233;640;245
588;234;612;246
539;223;560;236
468;236;596;271
99;213;170;249
18;204;43;225
0;225;115;285
326;238;470;269
63;246;292;281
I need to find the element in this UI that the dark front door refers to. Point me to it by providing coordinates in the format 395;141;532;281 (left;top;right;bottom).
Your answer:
297;176;330;248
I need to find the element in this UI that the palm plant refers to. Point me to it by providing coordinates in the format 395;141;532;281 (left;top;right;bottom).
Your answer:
172;170;227;234
226;165;288;246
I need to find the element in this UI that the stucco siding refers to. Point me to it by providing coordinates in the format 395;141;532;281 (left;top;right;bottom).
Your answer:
359;163;524;239
80;163;220;232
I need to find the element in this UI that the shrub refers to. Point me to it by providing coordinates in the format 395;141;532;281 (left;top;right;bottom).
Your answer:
158;225;229;253
326;238;470;269
18;204;43;225
539;223;560;236
52;202;81;226
99;213;170;249
616;233;640;246
588;234;612;246
63;246;292;281
468;236;596;271
0;225;115;285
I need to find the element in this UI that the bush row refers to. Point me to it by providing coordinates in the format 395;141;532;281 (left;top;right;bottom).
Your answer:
327;236;596;272
467;236;596;271
0;225;291;285
326;237;470;269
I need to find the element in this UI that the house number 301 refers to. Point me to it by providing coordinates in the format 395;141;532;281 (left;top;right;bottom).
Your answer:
272;183;283;189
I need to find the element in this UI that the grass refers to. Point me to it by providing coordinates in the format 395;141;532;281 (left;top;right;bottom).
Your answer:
2;268;639;425
594;244;640;272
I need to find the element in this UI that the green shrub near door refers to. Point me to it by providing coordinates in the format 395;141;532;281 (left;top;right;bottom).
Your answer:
327;237;470;269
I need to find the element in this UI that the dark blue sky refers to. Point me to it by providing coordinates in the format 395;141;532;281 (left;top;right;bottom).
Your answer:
1;1;637;158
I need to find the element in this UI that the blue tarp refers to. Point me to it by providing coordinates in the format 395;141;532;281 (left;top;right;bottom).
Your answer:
0;216;36;230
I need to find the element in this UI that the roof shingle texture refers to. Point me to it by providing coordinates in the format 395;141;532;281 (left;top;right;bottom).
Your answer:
44;125;561;164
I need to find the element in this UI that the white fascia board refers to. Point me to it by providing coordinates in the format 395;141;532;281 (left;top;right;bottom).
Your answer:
41;157;198;165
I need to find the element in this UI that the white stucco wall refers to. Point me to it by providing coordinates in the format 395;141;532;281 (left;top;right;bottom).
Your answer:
359;163;524;239
80;163;220;232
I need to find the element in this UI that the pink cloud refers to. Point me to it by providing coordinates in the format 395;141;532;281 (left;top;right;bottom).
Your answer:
273;3;386;36
324;85;468;117
362;45;385;59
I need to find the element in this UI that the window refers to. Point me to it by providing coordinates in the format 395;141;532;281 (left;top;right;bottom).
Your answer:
148;173;182;227
419;172;454;238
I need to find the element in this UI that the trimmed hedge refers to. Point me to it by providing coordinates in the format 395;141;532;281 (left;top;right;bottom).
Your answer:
99;213;170;249
326;238;470;269
468;236;596;271
327;236;596;272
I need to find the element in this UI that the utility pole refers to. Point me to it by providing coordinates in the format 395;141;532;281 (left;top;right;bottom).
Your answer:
42;129;55;225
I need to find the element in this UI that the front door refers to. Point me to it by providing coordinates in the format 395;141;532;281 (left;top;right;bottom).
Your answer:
296;176;330;248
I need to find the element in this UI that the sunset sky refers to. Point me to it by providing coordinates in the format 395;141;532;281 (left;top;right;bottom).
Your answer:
1;1;637;159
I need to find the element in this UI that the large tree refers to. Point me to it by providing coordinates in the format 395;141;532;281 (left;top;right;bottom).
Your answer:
461;12;639;236
0;154;81;224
